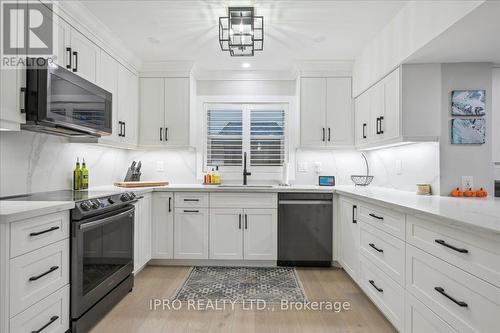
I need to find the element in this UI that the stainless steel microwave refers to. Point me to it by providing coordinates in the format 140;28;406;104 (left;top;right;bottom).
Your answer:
24;60;112;137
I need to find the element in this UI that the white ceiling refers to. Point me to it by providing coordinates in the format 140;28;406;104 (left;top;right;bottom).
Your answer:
80;0;407;71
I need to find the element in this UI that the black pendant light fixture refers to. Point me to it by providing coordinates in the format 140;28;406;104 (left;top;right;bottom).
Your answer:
219;7;263;56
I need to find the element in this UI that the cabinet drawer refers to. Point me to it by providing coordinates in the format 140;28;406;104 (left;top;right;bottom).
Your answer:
405;291;458;333
10;285;69;333
359;203;405;240
406;244;500;333
210;193;277;209
359;255;404;331
360;221;405;286
174;192;209;208
10;211;69;258
407;215;500;287
10;240;69;316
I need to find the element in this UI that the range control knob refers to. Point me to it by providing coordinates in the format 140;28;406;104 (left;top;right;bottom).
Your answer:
80;201;92;211
91;200;100;209
107;197;115;204
120;193;130;202
129;192;136;199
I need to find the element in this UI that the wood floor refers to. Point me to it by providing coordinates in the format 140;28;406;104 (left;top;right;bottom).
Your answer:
90;266;397;333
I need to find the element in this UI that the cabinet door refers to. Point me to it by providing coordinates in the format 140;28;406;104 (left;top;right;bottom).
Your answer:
152;192;174;259
139;78;165;146
369;81;385;142
118;65;138;146
300;78;327;147
96;50;120;144
243;209;277;260
69;28;98;83
133;199;142;273
354;92;370;146
339;198;359;281
326;78;353;147
52;12;71;68
174;208;209;259
382;68;401;140
209;209;243;260
140;193;152;264
164;78;189;146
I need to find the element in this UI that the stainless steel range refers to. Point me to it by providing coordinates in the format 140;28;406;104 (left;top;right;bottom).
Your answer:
2;190;138;332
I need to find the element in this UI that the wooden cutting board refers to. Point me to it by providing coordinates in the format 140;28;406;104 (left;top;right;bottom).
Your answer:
114;181;169;188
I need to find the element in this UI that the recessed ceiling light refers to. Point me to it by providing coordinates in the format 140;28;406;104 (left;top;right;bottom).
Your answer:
242;62;251;68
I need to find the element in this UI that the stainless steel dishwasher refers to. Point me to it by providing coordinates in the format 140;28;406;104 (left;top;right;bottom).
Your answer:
278;193;333;267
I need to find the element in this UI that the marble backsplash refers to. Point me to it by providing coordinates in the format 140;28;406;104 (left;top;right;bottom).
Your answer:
0;130;440;197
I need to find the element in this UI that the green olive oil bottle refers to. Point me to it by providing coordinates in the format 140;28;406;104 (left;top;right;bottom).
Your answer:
81;158;89;190
73;158;81;190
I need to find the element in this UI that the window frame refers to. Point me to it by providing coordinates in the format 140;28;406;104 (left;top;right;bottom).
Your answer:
203;103;289;176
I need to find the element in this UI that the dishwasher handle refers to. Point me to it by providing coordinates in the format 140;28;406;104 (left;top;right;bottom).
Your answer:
279;200;332;205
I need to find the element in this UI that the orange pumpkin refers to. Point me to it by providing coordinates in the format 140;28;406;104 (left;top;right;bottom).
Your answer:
475;188;488;198
463;188;475;197
451;187;463;197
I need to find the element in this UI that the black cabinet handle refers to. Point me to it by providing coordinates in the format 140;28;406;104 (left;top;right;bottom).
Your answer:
379;116;384;134
245;214;248;229
29;266;59;281
184;199;199;202
123;122;126;137
369;243;384;253
435;239;468;254
322;128;325;142
165;127;168;141
118;121;122;137
362;123;367;139
66;47;72;69
434;287;468;307
183;209;199;213
352;205;357;224
159;127;163;141
375;117;380;135
239;214;242;229
29;226;59;237
328;128;331;142
72;51;78;72
31;315;59;333
168;197;172;212
369;213;384;220
369;280;383;293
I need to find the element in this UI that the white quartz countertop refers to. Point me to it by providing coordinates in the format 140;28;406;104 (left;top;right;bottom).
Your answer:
335;185;500;235
0;201;75;224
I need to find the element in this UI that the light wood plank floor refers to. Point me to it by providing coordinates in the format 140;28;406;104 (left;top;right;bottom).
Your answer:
90;266;397;333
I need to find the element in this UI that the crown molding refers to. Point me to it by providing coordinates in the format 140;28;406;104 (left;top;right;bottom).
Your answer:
192;67;299;81
295;60;353;77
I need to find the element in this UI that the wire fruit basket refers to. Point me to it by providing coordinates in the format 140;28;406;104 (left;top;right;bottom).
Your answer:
351;153;374;186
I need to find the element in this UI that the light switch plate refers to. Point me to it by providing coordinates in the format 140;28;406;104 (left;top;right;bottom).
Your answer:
396;160;402;175
298;162;308;172
462;176;474;190
156;161;165;172
314;162;322;174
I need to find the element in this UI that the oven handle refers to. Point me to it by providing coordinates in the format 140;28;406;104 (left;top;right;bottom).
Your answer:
79;207;134;230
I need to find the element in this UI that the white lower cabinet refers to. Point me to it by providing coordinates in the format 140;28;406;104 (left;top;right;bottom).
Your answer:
243;209;277;261
134;193;152;272
152;192;174;259
209;209;244;260
339;198;359;281
174;208;209;259
405;291;458;333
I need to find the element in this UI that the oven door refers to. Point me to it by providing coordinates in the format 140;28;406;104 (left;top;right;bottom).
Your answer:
71;205;134;319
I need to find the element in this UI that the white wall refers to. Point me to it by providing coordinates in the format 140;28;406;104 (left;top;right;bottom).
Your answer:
352;0;484;97
439;63;494;195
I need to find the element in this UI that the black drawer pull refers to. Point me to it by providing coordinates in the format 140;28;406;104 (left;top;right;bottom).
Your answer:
369;280;383;293
434;287;468;307
435;239;468;254
183;210;199;213
183;199;199;202
238;214;242;229
29;266;59;281
352;205;357;224
31;315;59;333
168;197;172;212
369;213;384;220
369;243;384;253
29;226;59;237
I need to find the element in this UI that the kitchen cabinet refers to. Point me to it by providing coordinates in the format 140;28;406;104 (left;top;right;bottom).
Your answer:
134;193;152;273
339;198;359;282
300;77;353;148
210;209;244;260
174;208;209;259
354;64;441;149
139;77;190;147
97;50;120;144
152;192;174;259
69;28;98;83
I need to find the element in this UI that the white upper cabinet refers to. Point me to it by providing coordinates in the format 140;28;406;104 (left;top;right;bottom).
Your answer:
118;65;139;146
139;77;190;147
354;64;441;149
69;29;99;83
300;77;353;148
97;50;119;144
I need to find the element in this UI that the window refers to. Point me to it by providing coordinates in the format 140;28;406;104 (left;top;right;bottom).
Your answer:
205;104;287;172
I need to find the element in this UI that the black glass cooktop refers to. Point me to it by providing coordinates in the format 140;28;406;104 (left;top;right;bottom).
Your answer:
0;190;121;202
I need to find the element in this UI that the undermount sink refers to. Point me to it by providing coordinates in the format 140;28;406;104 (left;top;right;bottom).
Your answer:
217;184;275;188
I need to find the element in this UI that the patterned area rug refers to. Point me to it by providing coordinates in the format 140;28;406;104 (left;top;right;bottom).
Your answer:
173;266;306;303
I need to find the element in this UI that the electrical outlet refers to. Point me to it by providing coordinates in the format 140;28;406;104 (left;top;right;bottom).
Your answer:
395;160;402;175
314;162;322;174
461;176;474;190
297;161;308;172
156;161;165;172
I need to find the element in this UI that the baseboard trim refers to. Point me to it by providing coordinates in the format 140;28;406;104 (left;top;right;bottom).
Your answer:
148;259;277;267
